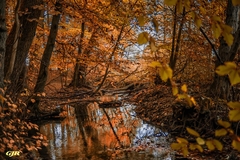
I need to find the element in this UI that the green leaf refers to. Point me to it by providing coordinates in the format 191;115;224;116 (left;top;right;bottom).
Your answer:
186;127;200;137
137;32;149;45
217;120;231;128
215;128;228;137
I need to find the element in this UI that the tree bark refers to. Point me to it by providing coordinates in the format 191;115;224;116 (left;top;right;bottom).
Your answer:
28;0;62;114
5;0;21;80
210;0;240;100
7;0;43;94
70;22;86;88
0;0;7;95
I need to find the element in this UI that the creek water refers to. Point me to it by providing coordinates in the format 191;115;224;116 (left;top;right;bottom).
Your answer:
40;102;174;160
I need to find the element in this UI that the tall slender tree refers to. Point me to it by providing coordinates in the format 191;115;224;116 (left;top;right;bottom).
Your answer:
28;0;62;114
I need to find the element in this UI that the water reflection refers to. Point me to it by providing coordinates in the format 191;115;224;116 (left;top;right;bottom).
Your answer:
40;103;174;160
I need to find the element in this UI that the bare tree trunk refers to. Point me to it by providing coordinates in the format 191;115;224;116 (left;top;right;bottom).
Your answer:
7;0;43;95
28;0;62;114
0;0;7;96
5;0;21;80
210;0;240;100
70;22;86;88
169;8;185;71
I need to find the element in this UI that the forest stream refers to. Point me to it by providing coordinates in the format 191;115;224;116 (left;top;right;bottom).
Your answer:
39;99;174;160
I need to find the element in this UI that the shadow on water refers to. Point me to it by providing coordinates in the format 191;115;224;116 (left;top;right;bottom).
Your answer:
40;101;174;160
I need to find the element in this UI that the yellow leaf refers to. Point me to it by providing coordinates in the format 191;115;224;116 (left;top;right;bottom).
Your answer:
195;17;202;29
227;128;235;135
149;61;162;68
184;0;190;10
229;110;240;121
164;0;178;6
232;139;240;151
222;31;234;46
189;144;203;152
189;143;196;150
177;93;187;99
150;37;158;52
181;84;187;92
232;0;240;6
196;144;203;152
172;85;179;96
213;139;223;151
190;97;197;106
212;23;222;39
196;137;205;145
199;6;206;15
217;120;231;128
137;32;149;45
152;17;159;33
228;69;240;85
227;101;240;109
216;62;237;76
190;11;195;19
212;16;222;22
182;147;189;157
222;24;233;33
171;143;182;150
186;127;200;137
215;128;228;137
177;0;183;13
150;42;158;52
206;140;215;151
159;65;173;82
138;16;146;27
177;137;189;144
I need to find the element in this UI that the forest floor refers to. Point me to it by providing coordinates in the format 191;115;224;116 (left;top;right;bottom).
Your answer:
129;83;240;160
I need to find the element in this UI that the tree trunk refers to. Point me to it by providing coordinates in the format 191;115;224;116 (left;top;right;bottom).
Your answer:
5;0;21;80
7;0;43;95
27;0;62;115
0;0;7;96
210;0;240;100
70;22;86;88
